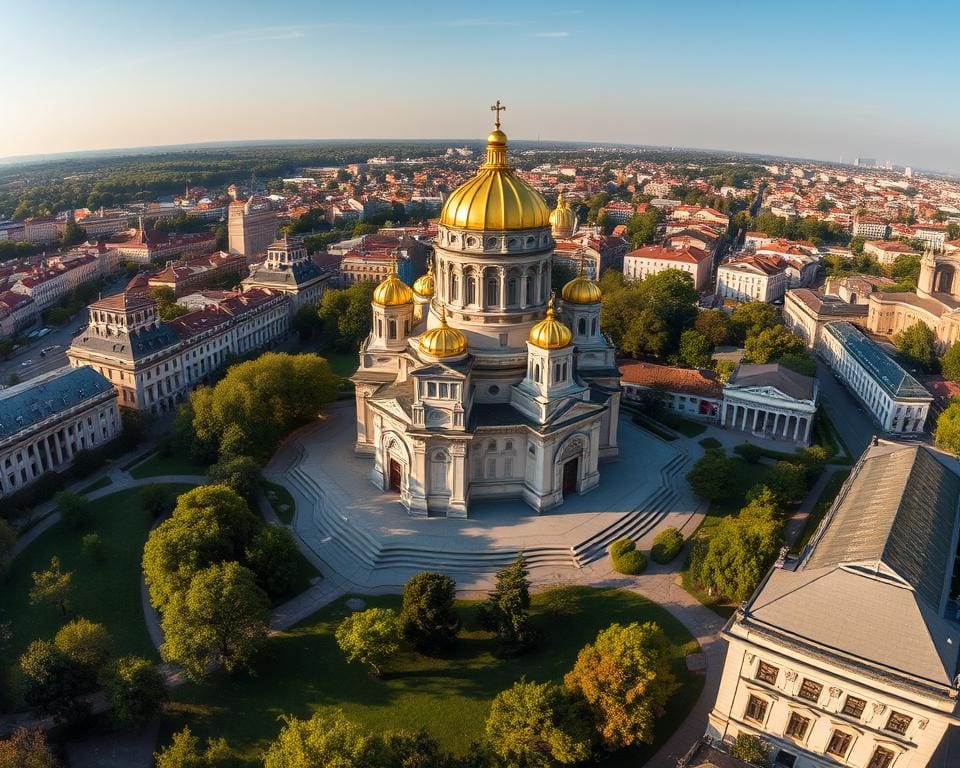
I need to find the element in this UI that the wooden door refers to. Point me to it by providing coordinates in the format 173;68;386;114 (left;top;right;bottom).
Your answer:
562;458;579;496
388;459;402;492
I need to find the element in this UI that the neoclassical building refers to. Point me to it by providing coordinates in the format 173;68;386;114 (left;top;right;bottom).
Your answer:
352;111;621;517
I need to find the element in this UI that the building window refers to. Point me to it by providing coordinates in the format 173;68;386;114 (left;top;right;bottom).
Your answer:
826;730;852;758
867;747;895;768
798;679;823;703
427;382;437;397
756;661;779;685
774;751;797;768
745;695;768;724
885;712;911;736
785;712;810;740
841;696;866;719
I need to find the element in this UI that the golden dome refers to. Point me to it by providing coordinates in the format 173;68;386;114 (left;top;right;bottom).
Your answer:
373;262;414;306
419;308;468;359
549;190;577;237
528;299;572;350
412;261;435;297
561;273;602;305
439;122;550;232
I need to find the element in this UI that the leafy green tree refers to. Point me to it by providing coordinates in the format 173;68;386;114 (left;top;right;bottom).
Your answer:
29;556;74;616
941;342;960;382
263;712;376;768
318;281;376;350
483;554;533;649
142;484;258;610
935;400;960;456
53;618;113;674
376;730;451;768
335;607;402;677
400;572;460;654
0;728;60;768
777;350;816;377
730;302;779;343
765;461;809;504
244;525;301;598
730;734;770;767
564;622;679;750
105;655;167;727
744;325;806;364
154;726;230;768
484;679;593;768
0;518;15;576
141;484;172;518
889;253;922;288
694;309;730;347
678;329;712;368
55;491;93;530
625;208;662;248
207;455;262;502
894;321;936;370
160;562;269;679
81;532;105;562
686;448;736;502
18;640;90;723
150;287;188;321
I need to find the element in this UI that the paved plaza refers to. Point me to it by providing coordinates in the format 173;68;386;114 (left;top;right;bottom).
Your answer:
268;402;701;591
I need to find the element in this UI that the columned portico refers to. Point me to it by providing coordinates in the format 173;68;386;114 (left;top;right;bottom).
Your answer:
721;364;818;446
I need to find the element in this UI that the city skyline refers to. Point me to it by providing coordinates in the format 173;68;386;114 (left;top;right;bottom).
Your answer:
4;0;960;172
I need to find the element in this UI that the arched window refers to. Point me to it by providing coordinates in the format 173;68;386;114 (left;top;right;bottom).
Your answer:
466;276;476;305
377;318;383;337
451;274;459;300
486;277;499;307
534;363;541;383
526;272;535;305
431;451;450;493
591;317;597;335
389;319;397;339
562;362;568;380
507;278;518;305
578;317;587;335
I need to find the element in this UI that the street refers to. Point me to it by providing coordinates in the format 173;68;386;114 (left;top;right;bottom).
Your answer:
814;358;876;458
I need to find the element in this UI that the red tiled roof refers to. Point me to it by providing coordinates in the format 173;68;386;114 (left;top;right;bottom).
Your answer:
619;361;722;398
626;245;711;264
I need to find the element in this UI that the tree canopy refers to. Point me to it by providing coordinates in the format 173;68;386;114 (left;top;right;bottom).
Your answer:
893;321;936;371
935;400;960;456
400;572;461;654
335;607;402;678
318;282;377;351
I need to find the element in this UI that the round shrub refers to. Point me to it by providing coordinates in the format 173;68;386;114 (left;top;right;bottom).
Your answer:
734;443;763;464
609;539;647;575
650;527;684;563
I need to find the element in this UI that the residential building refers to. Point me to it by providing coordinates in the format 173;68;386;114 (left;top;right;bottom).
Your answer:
914;224;948;250
600;200;635;223
227;198;279;261
0;366;121;498
720;364;818;444
783;289;869;349
818;321;932;433
22;216;63;244
0;291;39;337
241;236;330;312
863;240;921;265
104;226;216;265
624;245;713;291
717;254;789;303
147;251;248;296
75;209;132;237
852;215;889;240
619;361;722;420
707;440;960;768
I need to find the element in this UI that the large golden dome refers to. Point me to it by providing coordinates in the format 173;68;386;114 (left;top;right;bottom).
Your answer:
562;273;602;305
420;308;468;358
412;261;435;298
549;190;577;237
439;121;550;232
528;299;572;350
373;263;414;306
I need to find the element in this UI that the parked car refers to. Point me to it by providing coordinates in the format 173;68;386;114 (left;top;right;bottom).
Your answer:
21;359;33;366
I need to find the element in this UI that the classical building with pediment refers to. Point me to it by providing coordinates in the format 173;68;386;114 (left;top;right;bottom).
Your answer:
720;363;818;445
351;107;621;517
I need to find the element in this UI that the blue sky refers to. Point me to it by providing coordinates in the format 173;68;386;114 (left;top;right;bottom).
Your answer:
4;0;959;171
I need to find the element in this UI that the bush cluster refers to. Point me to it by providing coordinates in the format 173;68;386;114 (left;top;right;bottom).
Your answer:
609;539;647;575
650;528;684;564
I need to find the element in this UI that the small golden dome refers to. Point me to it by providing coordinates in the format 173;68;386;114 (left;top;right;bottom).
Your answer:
419;308;468;359
528;299;572;350
412;261;435;297
439;119;550;232
373;262;414;306
561;273;602;305
549;190;577;237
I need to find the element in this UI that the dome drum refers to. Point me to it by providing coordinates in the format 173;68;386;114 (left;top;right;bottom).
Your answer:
437;226;554;255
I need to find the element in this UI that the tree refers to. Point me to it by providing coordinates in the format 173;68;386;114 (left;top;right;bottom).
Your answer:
686;448;736;502
743;325;805;365
400;572;460;654
143;484;258;610
730;734;770;767
54;617;113;673
893;321;936;370
678;329;712;368
0;728;59;768
318;281;376;350
941;341;960;382
482;554;533;649
765;461;808;504
694;309;730;347
484;679;593;768
625;208;662;248
29;556;74;616
729;302;779;343
105;655;167;727
377;730;450;768
155;727;230;768
18;640;90;723
244;525;301;598
55;491;93;530
81;532;105;561
141;483;172;518
335;607;402;677
150;287;188;322
263;712;377;768
160;562;269;678
935;400;960;456
0;518;15;576
564;622;679;750
207;455;262;501
890;253;921;287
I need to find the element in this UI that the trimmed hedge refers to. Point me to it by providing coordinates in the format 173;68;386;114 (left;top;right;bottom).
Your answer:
651;527;684;564
609;538;647;575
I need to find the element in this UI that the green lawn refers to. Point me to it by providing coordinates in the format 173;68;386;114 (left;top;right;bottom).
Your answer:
792;468;851;553
161;587;703;766
651;411;707;438
262;481;296;525
79;475;112;494
698;437;722;450
319;348;359;378
0;484;196;710
129;451;209;479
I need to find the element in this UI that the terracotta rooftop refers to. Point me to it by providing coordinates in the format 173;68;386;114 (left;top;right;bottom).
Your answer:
619;360;722;398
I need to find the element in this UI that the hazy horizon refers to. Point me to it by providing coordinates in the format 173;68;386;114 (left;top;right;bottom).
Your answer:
4;0;959;173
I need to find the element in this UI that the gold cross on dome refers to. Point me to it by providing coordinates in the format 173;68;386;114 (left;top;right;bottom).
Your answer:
490;100;506;129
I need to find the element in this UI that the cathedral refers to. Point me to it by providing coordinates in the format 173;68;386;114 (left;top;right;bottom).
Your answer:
351;107;621;517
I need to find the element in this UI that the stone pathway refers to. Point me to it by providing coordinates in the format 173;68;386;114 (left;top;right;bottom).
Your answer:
783;463;849;548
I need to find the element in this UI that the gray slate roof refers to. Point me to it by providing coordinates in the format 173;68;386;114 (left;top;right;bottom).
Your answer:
824;321;931;400
0;366;114;440
727;363;815;401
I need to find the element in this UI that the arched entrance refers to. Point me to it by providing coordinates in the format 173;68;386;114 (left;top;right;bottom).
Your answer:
562;457;579;496
388;458;402;492
555;433;588;499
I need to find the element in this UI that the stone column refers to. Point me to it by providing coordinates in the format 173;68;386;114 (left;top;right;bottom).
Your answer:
448;443;468;518
41;437;53;472
752;409;759;431
498;267;506;311
520;273;528;309
53;430;64;465
793;416;802;441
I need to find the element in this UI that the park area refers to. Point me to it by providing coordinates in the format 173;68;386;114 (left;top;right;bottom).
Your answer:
161;587;704;766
